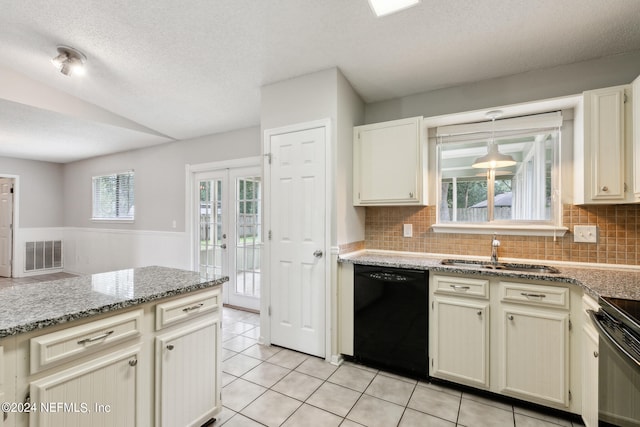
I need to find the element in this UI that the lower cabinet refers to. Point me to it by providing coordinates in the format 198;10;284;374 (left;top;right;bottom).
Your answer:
499;306;569;406
432;297;489;388
581;295;600;427
430;273;580;413
29;346;141;427
156;318;220;427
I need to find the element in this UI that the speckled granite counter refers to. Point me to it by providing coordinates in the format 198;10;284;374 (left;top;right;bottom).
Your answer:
0;266;227;338
339;251;640;301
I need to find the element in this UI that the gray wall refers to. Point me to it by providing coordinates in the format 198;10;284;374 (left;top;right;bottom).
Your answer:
365;50;640;124
0;156;64;227
63;126;261;232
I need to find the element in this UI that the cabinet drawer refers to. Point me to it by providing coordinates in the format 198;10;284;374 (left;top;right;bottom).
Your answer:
433;275;489;299
500;282;569;309
30;309;143;374
156;289;220;330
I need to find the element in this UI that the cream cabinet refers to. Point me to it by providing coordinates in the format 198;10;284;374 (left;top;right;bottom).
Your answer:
633;75;640;197
353;116;427;206
29;346;141;427
155;318;220;427
430;273;583;414
575;84;637;204
581;295;599;427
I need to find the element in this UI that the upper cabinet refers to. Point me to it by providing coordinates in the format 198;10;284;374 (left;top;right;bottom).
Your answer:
575;80;638;204
633;75;640;198
353;117;427;206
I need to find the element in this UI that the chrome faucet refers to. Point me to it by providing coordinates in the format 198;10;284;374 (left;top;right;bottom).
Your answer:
491;233;500;264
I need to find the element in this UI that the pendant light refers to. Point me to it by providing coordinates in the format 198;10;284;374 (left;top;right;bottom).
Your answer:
471;110;516;169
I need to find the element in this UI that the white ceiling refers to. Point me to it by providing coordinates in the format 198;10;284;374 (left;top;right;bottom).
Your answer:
1;0;640;163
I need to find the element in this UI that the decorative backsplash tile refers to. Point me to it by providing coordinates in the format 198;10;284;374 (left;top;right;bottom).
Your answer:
362;204;640;265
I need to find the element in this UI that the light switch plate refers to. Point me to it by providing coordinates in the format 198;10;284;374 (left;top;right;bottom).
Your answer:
574;225;598;243
403;224;413;237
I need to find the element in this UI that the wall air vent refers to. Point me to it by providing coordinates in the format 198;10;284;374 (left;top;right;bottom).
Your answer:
25;241;62;272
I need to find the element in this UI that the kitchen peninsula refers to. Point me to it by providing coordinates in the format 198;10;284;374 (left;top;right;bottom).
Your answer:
0;266;227;427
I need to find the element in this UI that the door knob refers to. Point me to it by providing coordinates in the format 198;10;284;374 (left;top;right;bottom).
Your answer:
313;250;323;258
221;243;227;249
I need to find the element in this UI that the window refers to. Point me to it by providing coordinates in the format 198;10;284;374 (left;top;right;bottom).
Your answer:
434;112;565;235
92;171;135;220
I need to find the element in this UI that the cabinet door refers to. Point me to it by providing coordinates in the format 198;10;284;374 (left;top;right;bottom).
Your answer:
354;117;425;205
500;307;569;407
156;318;220;427
431;297;489;388
633;74;640;198
30;346;141;427
582;323;599;427
584;86;626;201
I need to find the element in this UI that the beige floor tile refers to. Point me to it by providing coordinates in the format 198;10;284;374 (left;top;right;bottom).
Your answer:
241;327;260;339
271;371;324;401
340;421;365;427
223;414;265;427
306;382;362;417
364;374;416;406
407;385;461;423
226;321;256;334
342;361;379;374
267;348;309;369
327;365;376;392
418;381;463;397
514;406;572;427
222;354;263;377
242;344;282;360
346;394;405;427
222;348;238;361
378;370;419;385
399;408;456;427
242;362;290;388
212;406;236;426
223;335;258;352
515;413;570;427
221;372;238;387
295;356;338;380
458;398;514;427
222;378;266;412
282;403;343;427
241;390;302;427
463;391;512;411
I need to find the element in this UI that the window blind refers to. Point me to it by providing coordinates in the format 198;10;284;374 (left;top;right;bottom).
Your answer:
92;171;135;220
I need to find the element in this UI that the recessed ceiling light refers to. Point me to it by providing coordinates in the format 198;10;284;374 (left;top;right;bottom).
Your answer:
51;46;86;76
368;0;421;17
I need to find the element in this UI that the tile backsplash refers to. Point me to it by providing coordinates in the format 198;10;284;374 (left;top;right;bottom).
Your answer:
362;204;640;265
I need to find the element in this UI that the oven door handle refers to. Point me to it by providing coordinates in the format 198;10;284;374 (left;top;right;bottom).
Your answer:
588;309;640;367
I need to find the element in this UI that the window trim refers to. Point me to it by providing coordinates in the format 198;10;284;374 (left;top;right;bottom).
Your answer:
425;96;580;237
91;170;135;222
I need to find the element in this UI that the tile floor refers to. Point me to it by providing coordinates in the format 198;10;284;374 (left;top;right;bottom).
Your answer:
219;307;584;427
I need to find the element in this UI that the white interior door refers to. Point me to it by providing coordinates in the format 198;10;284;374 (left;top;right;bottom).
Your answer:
267;126;326;358
195;167;261;311
0;178;14;277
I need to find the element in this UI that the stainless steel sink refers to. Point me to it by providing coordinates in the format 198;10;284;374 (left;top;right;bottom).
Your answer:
440;259;559;274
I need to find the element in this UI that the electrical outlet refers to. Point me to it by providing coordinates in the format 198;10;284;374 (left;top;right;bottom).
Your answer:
574;225;598;243
403;224;413;238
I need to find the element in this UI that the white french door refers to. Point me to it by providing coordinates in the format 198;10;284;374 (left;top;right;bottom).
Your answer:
0;178;14;277
265;124;327;358
195;166;262;311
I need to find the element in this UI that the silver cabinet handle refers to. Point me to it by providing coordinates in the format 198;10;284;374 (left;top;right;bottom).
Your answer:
450;285;470;291
477;310;482;316
182;303;204;312
129;359;137;367
409;192;414;198
521;292;546;299
601;186;609;192
77;330;114;345
313;250;323;258
508;315;514;321
593;351;599;358
167;345;175;351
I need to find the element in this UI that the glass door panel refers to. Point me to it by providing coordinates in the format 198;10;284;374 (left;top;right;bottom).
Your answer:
197;172;227;281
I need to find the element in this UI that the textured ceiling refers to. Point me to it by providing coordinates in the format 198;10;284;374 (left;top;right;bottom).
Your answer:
1;0;640;163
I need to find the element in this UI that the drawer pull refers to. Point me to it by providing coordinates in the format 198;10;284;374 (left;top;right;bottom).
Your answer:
182;303;204;313
450;285;470;291
521;292;546;299
77;330;115;345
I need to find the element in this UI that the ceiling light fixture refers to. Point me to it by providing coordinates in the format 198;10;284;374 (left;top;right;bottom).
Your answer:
51;46;86;76
368;0;421;17
471;110;517;169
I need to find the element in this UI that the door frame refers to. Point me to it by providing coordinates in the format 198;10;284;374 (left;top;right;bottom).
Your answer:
0;174;19;278
185;157;262;302
261;119;333;360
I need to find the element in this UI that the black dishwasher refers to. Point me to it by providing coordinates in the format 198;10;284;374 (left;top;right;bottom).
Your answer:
354;264;428;378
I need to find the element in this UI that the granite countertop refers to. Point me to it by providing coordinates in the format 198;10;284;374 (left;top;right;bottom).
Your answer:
0;266;228;339
339;251;640;301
